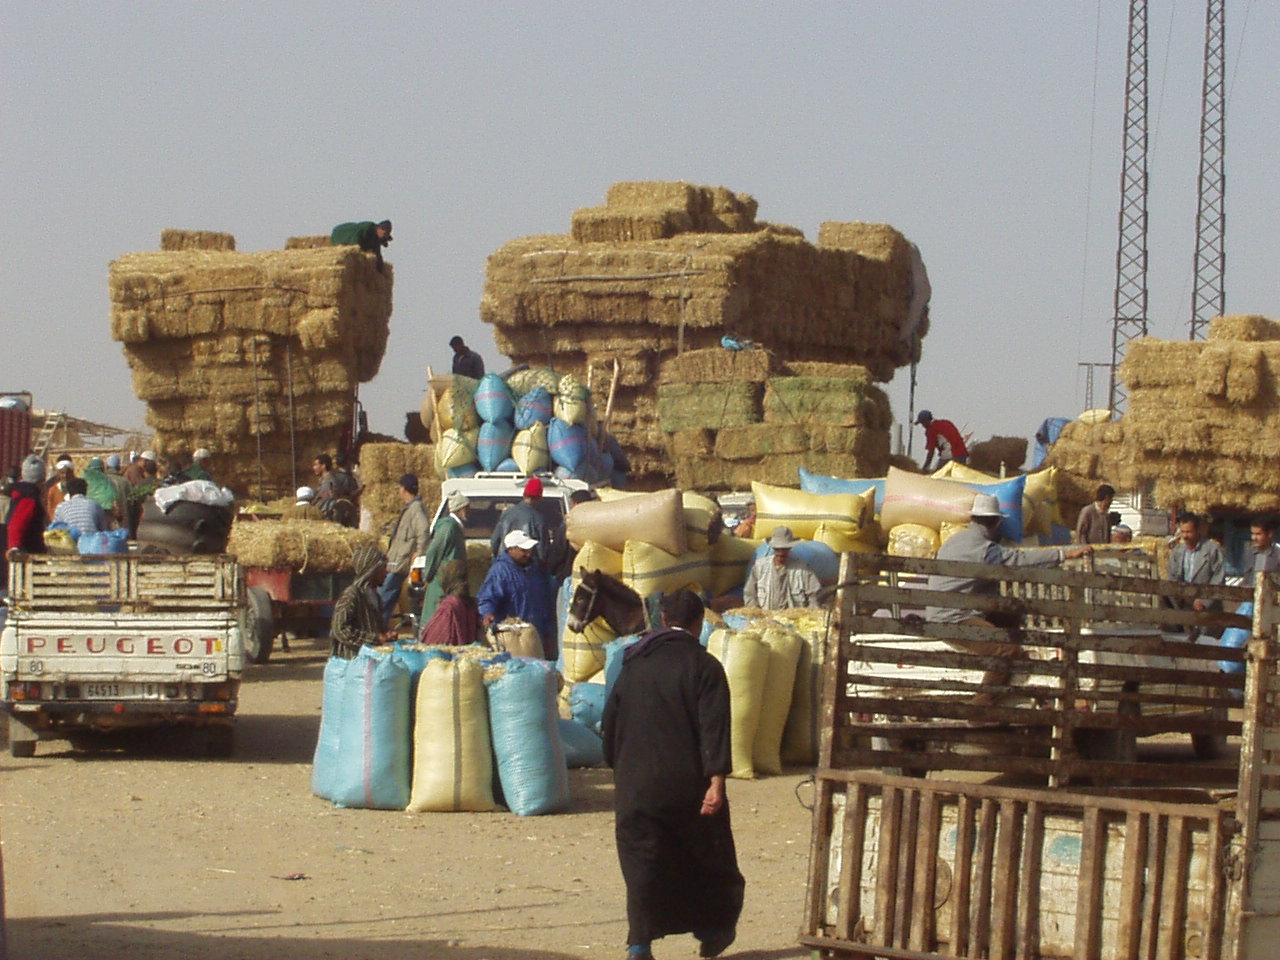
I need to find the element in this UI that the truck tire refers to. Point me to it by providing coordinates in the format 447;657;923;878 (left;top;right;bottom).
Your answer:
201;725;235;759
8;716;37;757
1192;705;1229;760
245;586;276;665
9;739;35;759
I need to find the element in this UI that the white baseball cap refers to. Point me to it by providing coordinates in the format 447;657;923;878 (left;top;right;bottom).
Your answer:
193;448;212;461
140;450;158;462
295;486;315;501
503;530;539;551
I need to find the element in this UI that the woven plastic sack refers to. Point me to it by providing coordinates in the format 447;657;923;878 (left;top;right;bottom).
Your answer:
495;457;520;473
514;367;560;396
407;658;496;812
313;649;412;810
622;540;710;599
932;461;998;482
572;539;624;578
476;420;515;471
494;619;544;659
681;491;721;552
562;611;616;683
311;656;349;801
798;467;886;515
567;489;686;555
1023;467;1062;534
558;374;589;402
751;480;871;544
554;394;590;426
514;386;554;429
811;520;878;554
709;535;759;596
569;682;607;731
511;422;549;475
439;380;479;433
474;373;515;424
602;634;643;707
558;718;606;768
706;629;769;779
753;626;803;776
548;418;589;471
436;428;476;471
887;523;941;558
781;615;825;764
77;528;129;555
485;659;570;815
936;473;1026;542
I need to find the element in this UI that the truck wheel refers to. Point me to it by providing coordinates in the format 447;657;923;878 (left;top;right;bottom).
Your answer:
9;739;35;758
8;716;37;757
245;587;276;665
1193;705;1229;760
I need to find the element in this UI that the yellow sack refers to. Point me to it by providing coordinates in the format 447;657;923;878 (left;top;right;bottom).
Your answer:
707;629;769;779
939;520;967;544
573;540;624;578
681;490;721;552
493;619;543;659
558;373;589;401
1023;467;1062;532
567;489;687;555
511;422;549;475
562;615;615;684
435;428;476;471
407;658;496;812
753;626;803;776
622;540;710;598
554;394;590;426
933;461;998;483
751;481;870;544
438;386;479;433
43;529;78;555
812;520;879;554
709;536;759;596
780;614;826;765
887;523;941;558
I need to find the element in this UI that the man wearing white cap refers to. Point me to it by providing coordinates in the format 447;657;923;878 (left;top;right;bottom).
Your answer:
283;486;325;522
743;526;821;610
123;450;154;486
927;493;1092;702
477;529;556;658
419;490;472;624
44;456;76;517
186;448;214;483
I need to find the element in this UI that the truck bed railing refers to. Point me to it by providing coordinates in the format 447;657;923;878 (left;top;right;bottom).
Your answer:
5;552;244;611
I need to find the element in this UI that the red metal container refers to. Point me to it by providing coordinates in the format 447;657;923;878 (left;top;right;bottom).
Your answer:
0;407;32;475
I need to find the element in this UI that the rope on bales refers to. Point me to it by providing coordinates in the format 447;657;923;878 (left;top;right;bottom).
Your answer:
529;271;707;283
132;283;312;302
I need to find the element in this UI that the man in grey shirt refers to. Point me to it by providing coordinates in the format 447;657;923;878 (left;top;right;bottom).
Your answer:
927;493;1091;702
743;527;822;610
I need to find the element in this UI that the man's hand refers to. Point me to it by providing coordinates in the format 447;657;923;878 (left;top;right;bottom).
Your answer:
482;614;496;628
700;775;726;816
1193;599;1206;612
1064;545;1094;560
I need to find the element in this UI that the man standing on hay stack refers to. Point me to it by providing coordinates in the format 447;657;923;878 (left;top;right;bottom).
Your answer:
329;219;392;272
378;474;432;628
449;335;485;379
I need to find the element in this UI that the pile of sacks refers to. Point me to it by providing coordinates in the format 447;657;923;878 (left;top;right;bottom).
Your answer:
798;463;1064;558
563;606;829;777
428;369;628;486
312;643;600;816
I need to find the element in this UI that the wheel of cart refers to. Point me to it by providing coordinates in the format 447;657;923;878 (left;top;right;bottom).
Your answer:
244;567;356;660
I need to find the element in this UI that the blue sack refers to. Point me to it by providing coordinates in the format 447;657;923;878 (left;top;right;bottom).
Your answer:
447;463;478;479
474;372;515;424
514;386;553;430
1219;602;1253;674
798;467;886;514
603;634;643;707
486;659;570;815
495;457;520;473
77;528;128;555
557;718;605;768
477;420;515;472
549;418;588;471
968;474;1026;543
311;656;350;800
569;682;607;732
318;649;413;810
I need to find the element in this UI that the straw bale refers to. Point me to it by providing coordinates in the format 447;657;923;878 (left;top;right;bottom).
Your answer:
714;425;808;461
226;519;377;572
784;361;874;379
806;426;892;465
284;236;332;250
670;429;715;459
656;382;760;433
1120;339;1199;390
358;442;442;534
161;229;235;252
1208;314;1280;342
967;436;1028;474
658;348;778;385
763;377;891;429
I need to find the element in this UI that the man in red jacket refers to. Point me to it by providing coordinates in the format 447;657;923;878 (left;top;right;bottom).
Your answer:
916;410;969;472
7;455;48;556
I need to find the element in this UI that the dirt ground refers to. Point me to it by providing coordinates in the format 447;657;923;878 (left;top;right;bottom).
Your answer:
0;638;816;960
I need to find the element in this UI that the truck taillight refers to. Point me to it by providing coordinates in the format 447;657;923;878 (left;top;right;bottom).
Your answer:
12;683;41;700
206;683;233;701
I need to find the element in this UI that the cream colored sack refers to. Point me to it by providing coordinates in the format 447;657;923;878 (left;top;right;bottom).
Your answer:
511;423;549;475
407;658;496;812
493;619;543;659
879;466;974;532
753;626;803;776
1023;467;1061;533
562;612;615;684
887;523;941;558
622;540;710;598
939;520;967;544
595;488;721;553
707;629;769;779
932;461;998;483
751;481;871;544
780;611;827;765
567;488;687;555
435;428;476;471
572;540;624;578
709;536;760;596
812;520;879;554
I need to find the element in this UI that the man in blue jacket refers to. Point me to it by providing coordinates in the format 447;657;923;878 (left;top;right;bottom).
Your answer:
477;530;556;658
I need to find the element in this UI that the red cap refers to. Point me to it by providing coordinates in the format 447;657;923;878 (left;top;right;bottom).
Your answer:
523;477;543;497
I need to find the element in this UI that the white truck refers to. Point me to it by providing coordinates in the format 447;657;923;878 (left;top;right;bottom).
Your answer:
1;551;246;758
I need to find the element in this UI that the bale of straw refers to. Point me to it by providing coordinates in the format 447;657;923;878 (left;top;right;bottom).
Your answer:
656;382;760;433
161;229;235;251
285;235;333;250
226;519;378;572
967;436;1028;474
1209;314;1280;342
763;377;891;429
658;348;777;385
714;424;808;461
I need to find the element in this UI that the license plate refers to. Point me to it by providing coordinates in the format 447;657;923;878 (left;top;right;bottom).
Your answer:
82;682;162;700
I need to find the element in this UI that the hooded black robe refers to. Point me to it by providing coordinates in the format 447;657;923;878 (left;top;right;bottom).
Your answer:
602;626;745;945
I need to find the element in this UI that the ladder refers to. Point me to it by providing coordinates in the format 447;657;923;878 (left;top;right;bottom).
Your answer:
31;412;64;457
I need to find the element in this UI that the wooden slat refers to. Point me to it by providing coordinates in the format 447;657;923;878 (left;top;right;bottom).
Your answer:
1074;807;1106;960
1117;811;1149;960
990;800;1023;960
874;787;903;948
834;782;868;942
1159;816;1191;960
970;799;998;958
803;776;835;936
953;794;975;958
1015;801;1043;960
892;789;920;948
1139;816;1167;960
908;789;940;953
1202;809;1226;960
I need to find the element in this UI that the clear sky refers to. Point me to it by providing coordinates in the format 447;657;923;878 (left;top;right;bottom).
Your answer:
3;1;1276;461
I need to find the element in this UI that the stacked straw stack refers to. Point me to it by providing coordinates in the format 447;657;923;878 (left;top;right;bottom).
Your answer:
659;350;892;491
1047;315;1280;517
358;442;442;535
109;231;392;498
480;182;928;488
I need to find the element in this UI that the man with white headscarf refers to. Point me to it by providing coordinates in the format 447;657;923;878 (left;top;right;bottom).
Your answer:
419;490;471;625
330;543;395;659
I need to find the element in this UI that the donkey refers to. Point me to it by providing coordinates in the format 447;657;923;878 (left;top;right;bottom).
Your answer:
567;569;651;637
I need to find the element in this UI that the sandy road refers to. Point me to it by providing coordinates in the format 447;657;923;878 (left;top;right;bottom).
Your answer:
0;639;815;960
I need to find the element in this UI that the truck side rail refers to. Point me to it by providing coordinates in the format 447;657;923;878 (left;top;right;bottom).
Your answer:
5;552;244;612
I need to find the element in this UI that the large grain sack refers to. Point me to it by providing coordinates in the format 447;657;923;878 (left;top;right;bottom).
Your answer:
1077;408;1113;424
514;385;554;429
562;614;616;683
407;658;496;812
751;481;871;545
438;383;479;433
485;659;570;816
936;473;1025;542
709;535;760;596
313;649;412;810
474;372;515;424
707;629;769;779
548;418;589;471
798;466;886;515
573;539;625;578
681;490;721;551
932;462;998;483
811;519;878;554
566;488;687;555
887;523;941;558
554;394;590;426
753;626;803;776
880;465;976;533
1023;467;1062;533
558;717;605;768
436;428;476;471
622;540;711;598
511;422;550;475
493;619;544;659
780;610;827;765
476;420;515;471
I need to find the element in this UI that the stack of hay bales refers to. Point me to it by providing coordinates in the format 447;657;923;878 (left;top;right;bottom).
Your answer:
358;442;442;535
1047;315;1280;517
227;519;378;572
658;349;892;491
481;182;928;488
967;436;1028;476
109;230;392;498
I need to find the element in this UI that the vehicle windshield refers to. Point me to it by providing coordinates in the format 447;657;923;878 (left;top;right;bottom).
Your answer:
449;496;566;542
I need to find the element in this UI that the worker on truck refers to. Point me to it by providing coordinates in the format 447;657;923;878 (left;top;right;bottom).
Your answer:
915;410;968;472
926;493;1092;703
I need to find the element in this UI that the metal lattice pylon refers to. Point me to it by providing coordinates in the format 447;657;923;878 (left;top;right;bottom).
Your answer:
1109;0;1149;415
1190;0;1227;340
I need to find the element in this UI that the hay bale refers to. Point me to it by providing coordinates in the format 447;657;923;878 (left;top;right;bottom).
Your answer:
227;519;378;572
967;436;1028;474
1209;314;1280;342
160;229;235;251
763;377;891;430
658;348;777;385
285;235;333;250
714;424;808;461
784;361;875;379
670;428;715;459
359;442;441;534
656;382;760;433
